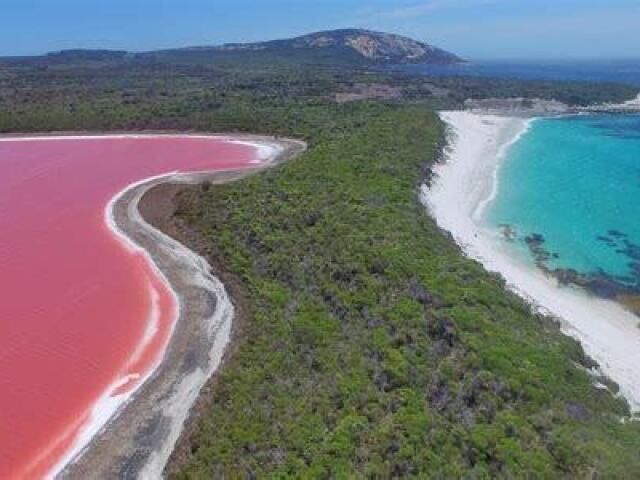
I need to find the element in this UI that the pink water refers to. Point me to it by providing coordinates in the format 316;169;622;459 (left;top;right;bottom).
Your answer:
0;136;260;478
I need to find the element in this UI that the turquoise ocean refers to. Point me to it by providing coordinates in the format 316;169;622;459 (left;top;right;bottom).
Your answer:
486;114;640;295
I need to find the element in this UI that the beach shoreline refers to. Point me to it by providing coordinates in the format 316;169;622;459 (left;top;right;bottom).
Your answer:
423;111;640;412
59;135;306;478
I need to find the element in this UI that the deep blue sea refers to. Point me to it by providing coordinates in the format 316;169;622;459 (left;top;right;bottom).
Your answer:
399;59;640;86
486;114;640;291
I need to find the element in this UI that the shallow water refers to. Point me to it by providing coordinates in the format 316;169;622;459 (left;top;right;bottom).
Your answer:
0;136;257;478
486;114;640;290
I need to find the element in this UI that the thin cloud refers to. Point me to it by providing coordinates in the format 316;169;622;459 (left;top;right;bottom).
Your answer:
380;0;499;19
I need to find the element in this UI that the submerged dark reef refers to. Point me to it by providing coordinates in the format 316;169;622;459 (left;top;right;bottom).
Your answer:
591;114;640;140
500;225;640;314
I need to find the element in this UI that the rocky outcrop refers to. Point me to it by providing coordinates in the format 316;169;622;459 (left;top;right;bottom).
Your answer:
464;93;640;116
217;29;463;65
464;97;570;115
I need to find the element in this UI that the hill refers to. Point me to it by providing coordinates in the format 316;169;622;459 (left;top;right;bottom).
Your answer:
4;29;461;69
201;29;463;65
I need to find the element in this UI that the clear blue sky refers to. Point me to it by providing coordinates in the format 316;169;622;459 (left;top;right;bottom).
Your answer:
3;0;640;59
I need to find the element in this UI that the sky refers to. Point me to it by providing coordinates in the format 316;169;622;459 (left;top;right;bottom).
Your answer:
2;0;640;59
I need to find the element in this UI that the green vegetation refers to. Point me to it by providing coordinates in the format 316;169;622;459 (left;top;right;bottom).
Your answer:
1;47;637;134
422;74;638;107
2;45;640;477
167;102;640;478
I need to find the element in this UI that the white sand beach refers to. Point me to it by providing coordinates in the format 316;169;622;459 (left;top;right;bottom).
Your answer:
422;111;640;412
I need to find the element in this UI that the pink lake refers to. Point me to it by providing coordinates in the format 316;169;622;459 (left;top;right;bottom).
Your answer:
0;136;261;478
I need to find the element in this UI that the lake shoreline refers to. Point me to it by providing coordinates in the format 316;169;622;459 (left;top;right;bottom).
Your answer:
60;135;305;478
423;111;640;412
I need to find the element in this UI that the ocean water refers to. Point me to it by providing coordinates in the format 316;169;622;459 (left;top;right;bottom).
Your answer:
486;114;640;291
398;59;640;86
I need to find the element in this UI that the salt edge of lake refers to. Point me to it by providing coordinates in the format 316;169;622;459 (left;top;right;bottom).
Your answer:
46;135;288;478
